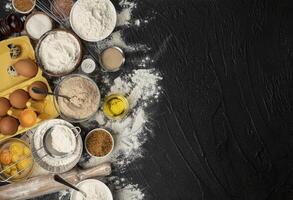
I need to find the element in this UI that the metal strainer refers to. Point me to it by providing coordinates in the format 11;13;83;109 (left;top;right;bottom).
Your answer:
43;125;81;158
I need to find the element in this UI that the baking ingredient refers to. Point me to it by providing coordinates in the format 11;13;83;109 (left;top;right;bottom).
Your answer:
84;69;161;169
19;109;37;127
57;76;100;120
52;0;73;19
33;119;82;169
81;57;96;74
0;97;11;117
17;157;33;170
9;142;24;156
25;13;52;40
28;81;48;100
13;0;35;12
86;130;113;157
39;31;81;74
50;125;76;154
70;0;116;41
0;116;19;135
116;183;145;200
103;94;129;119
14;58;38;78
0;141;33;179
9;89;30;109
0;150;12;165
23;146;31;156
73;180;112;200
100;47;124;71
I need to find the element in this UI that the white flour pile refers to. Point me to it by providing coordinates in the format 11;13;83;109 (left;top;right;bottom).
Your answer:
108;176;145;200
50;125;76;154
116;0;136;26
116;184;145;200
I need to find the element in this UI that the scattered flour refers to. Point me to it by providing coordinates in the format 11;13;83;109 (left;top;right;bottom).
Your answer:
82;69;162;169
108;177;145;200
116;0;135;26
58;190;70;200
5;2;12;11
116;184;145;200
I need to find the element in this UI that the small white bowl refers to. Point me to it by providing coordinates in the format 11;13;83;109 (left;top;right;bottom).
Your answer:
69;0;117;42
12;0;36;14
85;128;114;158
71;179;113;200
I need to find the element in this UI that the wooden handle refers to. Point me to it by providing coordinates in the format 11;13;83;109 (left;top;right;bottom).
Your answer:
77;162;111;180
0;163;111;200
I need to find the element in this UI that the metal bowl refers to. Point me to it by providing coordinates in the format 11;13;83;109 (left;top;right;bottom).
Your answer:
35;29;83;77
54;74;101;123
0;138;34;183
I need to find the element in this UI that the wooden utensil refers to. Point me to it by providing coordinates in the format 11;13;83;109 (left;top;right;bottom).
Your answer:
0;163;111;200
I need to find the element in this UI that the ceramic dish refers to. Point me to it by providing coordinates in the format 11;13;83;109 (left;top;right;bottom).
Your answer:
31;119;83;173
85;128;114;158
69;0;117;42
70;179;113;200
24;11;53;40
35;29;83;77
54;74;100;123
0;138;34;182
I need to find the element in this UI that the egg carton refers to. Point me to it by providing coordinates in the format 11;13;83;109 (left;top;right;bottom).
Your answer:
0;36;59;142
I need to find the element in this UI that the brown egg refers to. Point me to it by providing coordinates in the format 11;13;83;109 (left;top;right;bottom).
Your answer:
9;89;30;109
28;81;48;100
0;97;11;117
0;116;19;135
14;59;38;78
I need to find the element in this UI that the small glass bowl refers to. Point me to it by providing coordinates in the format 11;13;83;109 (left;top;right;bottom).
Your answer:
54;74;100;123
0;138;34;182
103;94;129;120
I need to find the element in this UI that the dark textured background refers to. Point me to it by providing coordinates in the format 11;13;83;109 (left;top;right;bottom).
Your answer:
2;0;293;199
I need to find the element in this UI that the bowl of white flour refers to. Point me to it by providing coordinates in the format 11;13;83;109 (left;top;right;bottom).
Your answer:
70;0;117;42
71;179;113;200
36;29;82;76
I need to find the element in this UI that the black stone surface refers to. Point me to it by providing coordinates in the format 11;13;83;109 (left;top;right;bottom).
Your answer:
1;0;293;199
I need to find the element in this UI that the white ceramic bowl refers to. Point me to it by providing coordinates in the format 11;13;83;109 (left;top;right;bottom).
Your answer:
12;0;36;14
71;179;113;200
69;0;117;42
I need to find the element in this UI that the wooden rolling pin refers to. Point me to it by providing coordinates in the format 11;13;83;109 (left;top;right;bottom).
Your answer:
0;163;111;200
